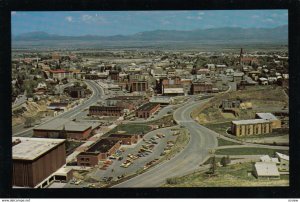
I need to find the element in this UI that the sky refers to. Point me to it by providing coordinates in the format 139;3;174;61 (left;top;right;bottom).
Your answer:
11;10;288;36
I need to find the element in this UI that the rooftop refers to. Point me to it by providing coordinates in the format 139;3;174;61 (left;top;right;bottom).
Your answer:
86;139;119;153
276;152;289;161
137;102;160;111
34;118;92;132
254;162;280;177
232;119;270;125
256;113;278;121
12;137;65;161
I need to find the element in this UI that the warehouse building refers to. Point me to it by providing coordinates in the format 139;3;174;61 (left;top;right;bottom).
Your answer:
89;106;124;117
12;137;66;187
77;139;121;167
255;113;281;129
135;102;160;119
231;119;272;136
33;118;94;140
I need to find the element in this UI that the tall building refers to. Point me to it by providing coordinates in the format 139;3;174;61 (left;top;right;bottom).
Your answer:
12;137;66;187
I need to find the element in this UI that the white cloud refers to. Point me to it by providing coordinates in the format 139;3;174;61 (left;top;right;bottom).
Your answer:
81;14;108;24
186;15;202;20
251;15;260;19
160;20;170;25
11;11;17;15
262;18;275;23
271;13;279;18
65;16;73;22
198;11;205;15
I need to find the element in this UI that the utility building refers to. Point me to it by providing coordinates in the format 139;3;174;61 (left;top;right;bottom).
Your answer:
231;119;272;136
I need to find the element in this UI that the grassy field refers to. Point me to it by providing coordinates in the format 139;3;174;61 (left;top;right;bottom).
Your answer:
215;147;289;156
217;138;242;146
204;122;231;136
163;162;289;187
105;124;152;136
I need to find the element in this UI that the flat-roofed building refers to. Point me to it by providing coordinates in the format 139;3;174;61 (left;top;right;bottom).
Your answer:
48;69;73;80
162;84;185;96
77;139;121;167
253;162;280;179
231;119;272;136
33;118;93;140
256;113;281;129
135;102;160;119
89;106;124;117
12;137;66;187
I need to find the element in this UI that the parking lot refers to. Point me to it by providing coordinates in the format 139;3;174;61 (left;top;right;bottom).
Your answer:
64;126;179;187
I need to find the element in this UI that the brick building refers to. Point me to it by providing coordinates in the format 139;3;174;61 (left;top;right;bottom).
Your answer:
135;102;160;119
129;80;149;92
89;106;124;117
33;118;93;140
77;139;121;167
191;82;213;94
12;137;66;187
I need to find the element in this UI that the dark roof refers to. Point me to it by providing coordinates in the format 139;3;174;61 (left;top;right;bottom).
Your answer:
49;102;69;107
86;139;119;153
89;106;123;111
137;102;159;111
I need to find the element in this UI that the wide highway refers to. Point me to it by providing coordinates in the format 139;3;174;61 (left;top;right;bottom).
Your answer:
13;80;104;137
113;98;218;187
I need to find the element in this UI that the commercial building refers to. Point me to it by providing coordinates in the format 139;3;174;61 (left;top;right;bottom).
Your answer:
89;106;124;117
12;137;66;187
105;96;147;111
255;113;281;129
33;118;93;140
162;84;185;96
135;102;160;119
129;80;149;92
77;139;121;167
231;119;272;136
191;82;213;94
48;69;73;80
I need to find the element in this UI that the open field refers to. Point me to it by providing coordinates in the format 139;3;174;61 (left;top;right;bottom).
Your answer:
215;147;289;156
105;124;152;136
163;162;289;187
217;138;242;147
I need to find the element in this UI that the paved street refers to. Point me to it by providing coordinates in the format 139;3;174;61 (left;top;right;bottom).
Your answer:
113;98;218;187
13;80;104;137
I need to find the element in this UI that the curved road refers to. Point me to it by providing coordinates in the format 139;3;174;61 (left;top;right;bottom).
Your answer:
13;80;104;137
114;98;217;187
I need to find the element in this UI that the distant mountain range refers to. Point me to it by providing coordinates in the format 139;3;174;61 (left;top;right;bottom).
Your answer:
13;25;288;43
